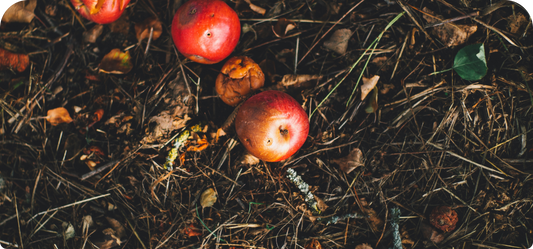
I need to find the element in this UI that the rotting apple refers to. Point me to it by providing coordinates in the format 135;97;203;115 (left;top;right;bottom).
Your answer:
171;0;241;64
71;0;130;24
235;90;309;162
216;56;264;106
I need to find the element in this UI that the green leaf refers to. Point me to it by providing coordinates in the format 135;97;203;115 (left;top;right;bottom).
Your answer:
453;43;487;81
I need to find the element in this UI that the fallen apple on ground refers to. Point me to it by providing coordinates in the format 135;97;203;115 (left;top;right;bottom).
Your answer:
235;90;309;162
216;56;265;106
171;0;241;64
71;0;130;24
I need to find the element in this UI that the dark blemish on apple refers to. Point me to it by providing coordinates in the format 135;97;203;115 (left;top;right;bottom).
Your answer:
279;127;288;136
206;31;211;37
189;8;197;15
210;13;214;17
266;139;272;146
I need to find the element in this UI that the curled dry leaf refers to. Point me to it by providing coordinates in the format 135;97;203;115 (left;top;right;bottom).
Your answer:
83;24;104;43
332;148;364;174
200;188;217;208
360;75;380;101
98;48;133;74
324;28;352;54
422;7;477;47
272;18;296;38
280;74;322;87
304;238;322;249
46;107;73;126
216;56;265;106
239;152;261;165
364;86;378;113
1;0;37;24
244;0;266;15
0;47;30;73
135;17;163;42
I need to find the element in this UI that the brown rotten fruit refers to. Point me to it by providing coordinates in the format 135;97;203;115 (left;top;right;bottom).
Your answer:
216;56;265;106
429;206;458;232
235;90;309;162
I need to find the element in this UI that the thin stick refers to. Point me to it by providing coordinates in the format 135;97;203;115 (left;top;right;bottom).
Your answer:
15;196;23;249
28;193;111;223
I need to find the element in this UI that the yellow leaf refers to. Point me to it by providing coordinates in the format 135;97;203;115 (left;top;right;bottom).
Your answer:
200;188;217;208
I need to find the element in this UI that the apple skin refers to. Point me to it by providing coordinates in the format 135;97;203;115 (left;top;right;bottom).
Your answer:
71;0;130;24
171;0;241;64
235;90;309;162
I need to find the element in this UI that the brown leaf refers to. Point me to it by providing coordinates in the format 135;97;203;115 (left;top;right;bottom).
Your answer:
135;17;163;42
105;217;126;239
239;152;260;165
46;107;73;126
98;49;133;74
364;86;378;113
507;12;528;34
422;7;477;47
304;239;322;249
200;188;217;208
332;148;364;174
83;24;104;44
1;0;37;24
272;18;296;38
324;28;352;54
354;243;373;249
280;74;322;87
363;206;384;233
0;47;29;73
244;0;266;15
360;75;380;101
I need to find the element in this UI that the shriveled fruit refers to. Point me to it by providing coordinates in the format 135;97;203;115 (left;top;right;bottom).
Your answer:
429;206;458;232
216;56;264;106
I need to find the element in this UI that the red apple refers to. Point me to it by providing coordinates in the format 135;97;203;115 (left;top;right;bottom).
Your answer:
171;0;240;64
235;90;309;162
71;0;130;24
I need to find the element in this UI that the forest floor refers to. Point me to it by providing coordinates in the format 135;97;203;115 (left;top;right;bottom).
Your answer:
1;0;533;248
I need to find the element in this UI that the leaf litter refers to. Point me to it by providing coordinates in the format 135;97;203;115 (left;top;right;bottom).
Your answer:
1;0;532;248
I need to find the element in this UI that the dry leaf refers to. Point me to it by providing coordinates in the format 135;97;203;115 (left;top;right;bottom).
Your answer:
364;206;384;233
98;49;133;74
105;217;126;239
135;17;163;42
364;87;378;113
239;152;260;165
508;12;527;34
83;24;104;44
422;7;477;47
46;107;73;126
186;136;209;152
324;28;352;54
280;74;322;87
200;188;217;208
304;239;322;249
354;243;373;249
314;194;328;212
332;148;364;174
0;47;29;73
182;223;202;237
272;18;296;38
244;0;266;15
360;75;380;100
1;0;37;24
